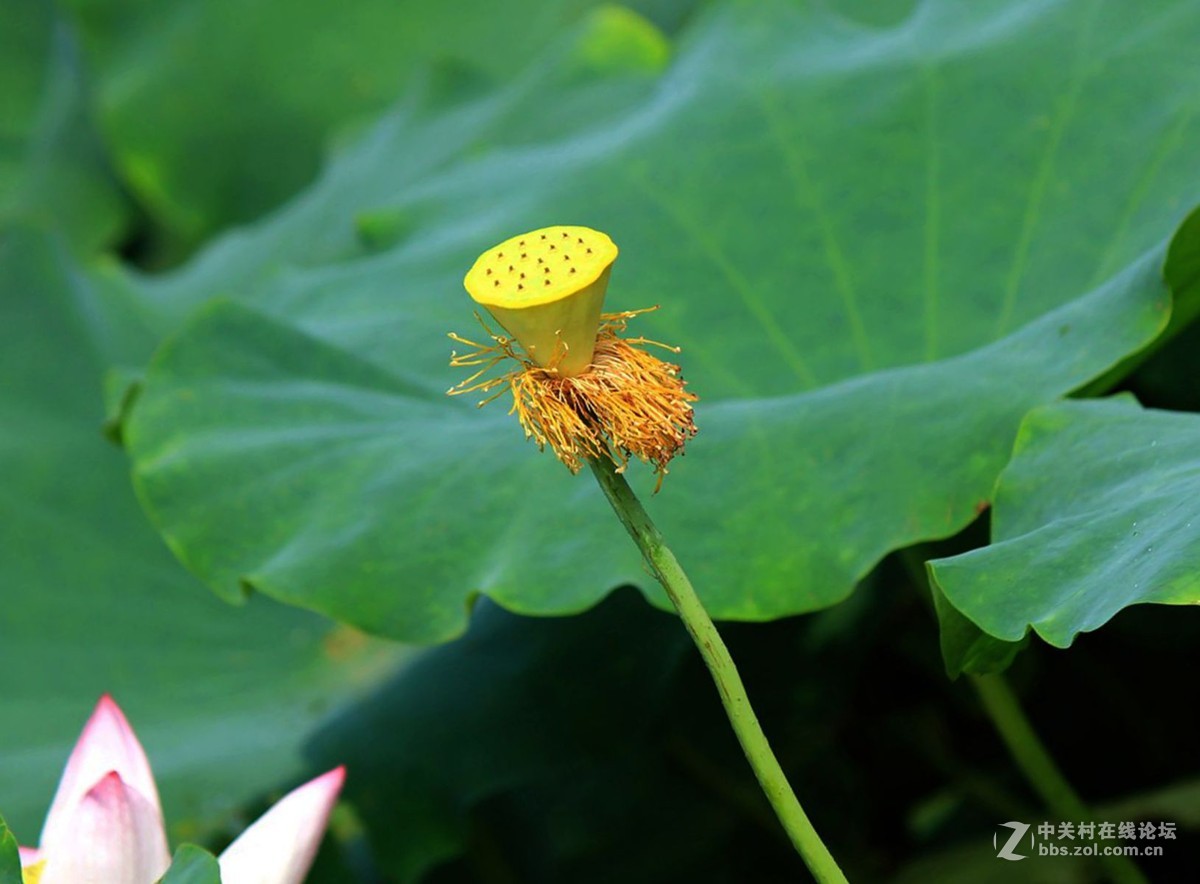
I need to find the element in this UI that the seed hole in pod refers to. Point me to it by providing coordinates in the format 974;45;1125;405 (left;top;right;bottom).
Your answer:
544;267;550;274
570;267;576;274
498;252;504;258
563;255;570;261
520;272;525;278
521;252;527;258
486;268;492;275
549;244;556;250
577;237;583;243
586;247;592;253
537;257;544;264
493;280;500;287
518;283;524;290
519;240;525;246
562;231;569;238
544;279;551;285
540;234;547;240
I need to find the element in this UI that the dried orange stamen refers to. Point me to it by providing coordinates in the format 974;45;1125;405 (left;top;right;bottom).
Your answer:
449;309;697;487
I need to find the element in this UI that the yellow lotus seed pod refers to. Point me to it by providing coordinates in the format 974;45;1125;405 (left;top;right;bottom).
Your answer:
464;225;618;377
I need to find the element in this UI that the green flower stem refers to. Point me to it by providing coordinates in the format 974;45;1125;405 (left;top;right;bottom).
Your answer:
970;674;1148;884
587;457;848;884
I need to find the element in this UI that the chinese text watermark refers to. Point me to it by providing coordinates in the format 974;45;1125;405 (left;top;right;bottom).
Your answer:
993;820;1175;861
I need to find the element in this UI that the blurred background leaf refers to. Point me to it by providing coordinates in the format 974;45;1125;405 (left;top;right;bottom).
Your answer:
307;589;703;882
57;0;700;260
0;0;129;250
0;227;404;845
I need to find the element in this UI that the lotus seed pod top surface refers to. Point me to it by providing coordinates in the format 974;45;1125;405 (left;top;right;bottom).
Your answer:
464;226;618;309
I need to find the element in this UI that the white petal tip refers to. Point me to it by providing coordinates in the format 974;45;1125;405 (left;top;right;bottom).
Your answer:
217;767;346;884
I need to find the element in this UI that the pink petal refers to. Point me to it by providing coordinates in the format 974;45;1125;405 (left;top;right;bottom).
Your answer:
19;846;42;865
38;771;171;884
40;695;164;855
218;767;345;884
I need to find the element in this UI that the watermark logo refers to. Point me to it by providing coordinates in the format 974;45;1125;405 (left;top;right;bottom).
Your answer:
994;821;1030;861
992;819;1175;862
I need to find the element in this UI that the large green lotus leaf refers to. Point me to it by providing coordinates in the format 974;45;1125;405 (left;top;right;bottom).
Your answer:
929;208;1200;674
0;0;127;250
120;0;1200;641
0;227;404;842
929;396;1200;651
61;0;688;251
